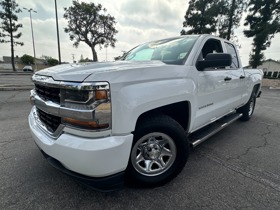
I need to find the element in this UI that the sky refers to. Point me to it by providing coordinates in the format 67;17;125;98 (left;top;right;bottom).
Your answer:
0;0;279;66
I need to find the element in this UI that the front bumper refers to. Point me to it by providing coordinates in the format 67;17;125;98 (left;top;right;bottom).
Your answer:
28;108;133;191
40;150;125;192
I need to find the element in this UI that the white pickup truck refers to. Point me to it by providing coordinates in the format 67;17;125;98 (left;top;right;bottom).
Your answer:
29;34;263;191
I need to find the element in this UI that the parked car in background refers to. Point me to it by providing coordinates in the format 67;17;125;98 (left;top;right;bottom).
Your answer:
23;65;33;72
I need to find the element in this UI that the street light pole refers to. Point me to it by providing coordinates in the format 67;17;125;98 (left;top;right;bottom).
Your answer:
23;7;37;70
54;0;61;64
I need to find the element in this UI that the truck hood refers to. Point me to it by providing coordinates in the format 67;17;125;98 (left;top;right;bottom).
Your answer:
35;61;167;82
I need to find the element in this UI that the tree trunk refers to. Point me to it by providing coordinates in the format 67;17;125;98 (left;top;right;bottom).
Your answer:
251;47;262;68
199;2;207;34
11;37;16;71
9;16;16;71
91;46;98;62
226;0;235;40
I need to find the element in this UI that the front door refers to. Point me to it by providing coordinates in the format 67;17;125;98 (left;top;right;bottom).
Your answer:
192;38;236;131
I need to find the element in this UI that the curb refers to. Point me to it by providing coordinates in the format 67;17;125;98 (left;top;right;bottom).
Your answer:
0;73;33;76
269;87;280;90
0;86;33;91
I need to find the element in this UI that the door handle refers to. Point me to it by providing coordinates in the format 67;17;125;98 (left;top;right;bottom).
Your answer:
224;77;232;81
240;75;245;79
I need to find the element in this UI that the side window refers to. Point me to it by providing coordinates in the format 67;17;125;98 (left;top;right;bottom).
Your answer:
199;39;223;60
197;39;224;70
225;42;239;68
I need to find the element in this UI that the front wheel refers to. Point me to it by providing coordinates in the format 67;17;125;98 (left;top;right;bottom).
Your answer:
126;115;189;187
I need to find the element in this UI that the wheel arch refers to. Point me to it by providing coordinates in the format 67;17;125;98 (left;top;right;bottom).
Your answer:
134;101;191;133
250;83;261;100
238;83;260;121
254;83;261;96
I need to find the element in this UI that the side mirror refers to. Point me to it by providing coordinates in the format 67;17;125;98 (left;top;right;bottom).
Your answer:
196;53;232;71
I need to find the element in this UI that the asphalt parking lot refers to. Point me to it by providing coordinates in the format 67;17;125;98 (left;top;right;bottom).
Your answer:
0;87;280;209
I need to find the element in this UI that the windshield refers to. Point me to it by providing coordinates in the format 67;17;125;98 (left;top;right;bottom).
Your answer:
123;36;198;65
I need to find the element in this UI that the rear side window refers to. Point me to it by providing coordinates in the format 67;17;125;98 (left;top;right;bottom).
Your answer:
225;42;239;68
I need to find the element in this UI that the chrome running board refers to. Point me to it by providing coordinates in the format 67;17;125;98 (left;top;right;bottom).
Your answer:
189;113;243;147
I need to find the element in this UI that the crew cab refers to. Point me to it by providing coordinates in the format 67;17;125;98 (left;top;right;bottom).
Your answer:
28;34;263;191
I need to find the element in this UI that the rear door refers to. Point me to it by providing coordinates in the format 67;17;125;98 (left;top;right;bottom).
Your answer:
223;41;245;108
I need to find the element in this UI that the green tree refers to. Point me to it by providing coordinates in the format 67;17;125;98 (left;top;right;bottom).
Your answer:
181;0;225;35
47;58;59;66
40;55;59;66
114;55;122;61
64;1;118;62
0;0;24;71
20;54;34;65
79;57;92;63
244;0;280;67
218;0;246;40
114;51;127;61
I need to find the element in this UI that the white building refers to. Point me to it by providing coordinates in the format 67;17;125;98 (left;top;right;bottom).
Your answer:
257;59;280;78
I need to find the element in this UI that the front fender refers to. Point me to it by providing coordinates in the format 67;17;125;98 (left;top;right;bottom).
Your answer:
110;78;196;134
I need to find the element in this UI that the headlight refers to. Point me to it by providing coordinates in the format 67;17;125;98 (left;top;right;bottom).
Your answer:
60;82;110;109
60;82;111;131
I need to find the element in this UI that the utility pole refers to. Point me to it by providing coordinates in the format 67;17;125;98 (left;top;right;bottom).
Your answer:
72;54;75;63
23;7;37;70
106;46;107;61
54;0;61;64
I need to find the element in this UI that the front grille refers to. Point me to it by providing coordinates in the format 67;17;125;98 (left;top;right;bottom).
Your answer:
37;108;61;133
35;84;60;103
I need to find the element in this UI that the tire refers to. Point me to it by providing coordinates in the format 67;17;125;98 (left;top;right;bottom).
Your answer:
238;92;256;121
126;115;189;187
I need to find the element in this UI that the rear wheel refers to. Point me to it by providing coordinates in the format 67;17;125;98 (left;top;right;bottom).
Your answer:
238;93;256;121
126;115;189;187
